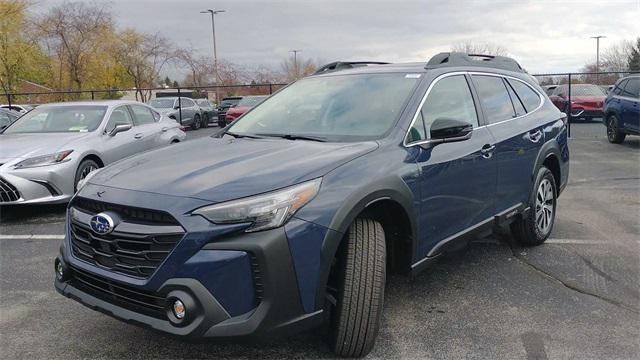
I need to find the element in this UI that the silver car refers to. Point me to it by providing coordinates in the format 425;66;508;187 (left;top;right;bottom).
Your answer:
147;97;204;130
0;100;185;204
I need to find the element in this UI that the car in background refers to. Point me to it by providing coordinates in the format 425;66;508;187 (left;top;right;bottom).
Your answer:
548;84;606;121
224;95;268;125
195;99;217;127
0;100;185;204
0;108;21;131
0;104;35;113
216;96;242;127
543;84;558;96
148;97;204;130
603;75;639;143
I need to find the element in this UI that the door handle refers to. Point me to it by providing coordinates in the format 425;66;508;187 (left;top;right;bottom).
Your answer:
161;127;168;132
527;130;543;143
134;133;143;139
480;144;495;159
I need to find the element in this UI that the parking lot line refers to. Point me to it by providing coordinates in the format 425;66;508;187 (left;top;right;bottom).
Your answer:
0;234;64;240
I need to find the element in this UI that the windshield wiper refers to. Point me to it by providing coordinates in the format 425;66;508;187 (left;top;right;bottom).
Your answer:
257;133;328;142
224;131;264;139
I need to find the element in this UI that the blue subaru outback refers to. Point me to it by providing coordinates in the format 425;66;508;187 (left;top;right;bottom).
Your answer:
55;53;569;357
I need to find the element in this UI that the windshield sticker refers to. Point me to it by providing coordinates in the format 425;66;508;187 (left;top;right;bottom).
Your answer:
405;74;422;78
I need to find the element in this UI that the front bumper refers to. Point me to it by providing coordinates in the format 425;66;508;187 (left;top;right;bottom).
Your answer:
0;161;76;204
55;186;326;339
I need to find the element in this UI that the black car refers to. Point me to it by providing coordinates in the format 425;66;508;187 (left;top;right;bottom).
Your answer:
195;99;217;127
216;96;242;127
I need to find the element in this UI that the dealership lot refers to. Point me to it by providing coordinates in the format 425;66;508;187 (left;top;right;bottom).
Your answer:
0;123;638;359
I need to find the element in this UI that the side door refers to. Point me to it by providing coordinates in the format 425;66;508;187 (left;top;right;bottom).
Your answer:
177;98;195;124
471;74;545;213
101;105;141;164
409;73;498;258
620;78;640;132
129;104;162;150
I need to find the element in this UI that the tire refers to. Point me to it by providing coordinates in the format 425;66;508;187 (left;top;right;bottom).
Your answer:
330;218;386;358
510;166;556;246
74;159;100;192
218;117;226;128
606;115;626;144
191;114;201;130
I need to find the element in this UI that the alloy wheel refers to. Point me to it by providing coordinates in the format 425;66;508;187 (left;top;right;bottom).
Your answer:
80;164;97;180
607;117;616;141
535;178;554;235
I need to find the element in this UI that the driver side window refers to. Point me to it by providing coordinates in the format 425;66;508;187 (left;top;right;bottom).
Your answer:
408;75;479;143
105;106;133;133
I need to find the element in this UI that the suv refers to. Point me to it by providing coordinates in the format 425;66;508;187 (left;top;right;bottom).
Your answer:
603;75;639;143
147;97;204;130
54;53;569;357
548;84;606;121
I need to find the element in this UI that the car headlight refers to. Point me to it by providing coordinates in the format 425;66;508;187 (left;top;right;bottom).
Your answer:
76;167;102;192
14;150;73;169
193;178;322;232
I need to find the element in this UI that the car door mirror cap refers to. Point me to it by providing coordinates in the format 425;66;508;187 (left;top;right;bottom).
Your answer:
108;123;132;136
430;117;474;140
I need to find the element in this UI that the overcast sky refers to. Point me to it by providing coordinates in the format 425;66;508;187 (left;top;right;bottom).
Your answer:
35;0;640;78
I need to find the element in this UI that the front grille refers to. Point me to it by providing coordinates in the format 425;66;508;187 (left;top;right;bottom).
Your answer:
249;254;264;303
69;266;167;319
0;177;20;202
73;198;179;226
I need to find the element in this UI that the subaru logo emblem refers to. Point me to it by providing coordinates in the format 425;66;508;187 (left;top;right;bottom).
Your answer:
90;212;116;235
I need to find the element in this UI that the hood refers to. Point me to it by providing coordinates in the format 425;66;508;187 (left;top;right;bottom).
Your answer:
89;136;378;203
0;132;91;161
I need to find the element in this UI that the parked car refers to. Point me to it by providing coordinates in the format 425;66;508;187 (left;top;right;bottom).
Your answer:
0;104;34;113
0;100;185;204
543;84;558;95
54;53;569;358
0;108;21;131
548;84;606;121
603;75;639;143
148;97;204;130
224;95;268;125
195;98;217;127
216;96;242;127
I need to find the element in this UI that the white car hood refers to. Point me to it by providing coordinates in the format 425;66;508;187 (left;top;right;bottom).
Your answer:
0;132;91;161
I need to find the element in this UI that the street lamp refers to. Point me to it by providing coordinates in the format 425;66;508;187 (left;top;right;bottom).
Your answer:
201;9;225;102
289;49;302;79
590;35;606;84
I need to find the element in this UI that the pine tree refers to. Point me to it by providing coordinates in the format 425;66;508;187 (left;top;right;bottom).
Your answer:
628;38;640;71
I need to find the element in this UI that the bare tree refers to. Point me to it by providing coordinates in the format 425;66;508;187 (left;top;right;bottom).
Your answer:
281;56;316;82
601;40;634;71
178;50;214;87
451;42;509;56
34;1;113;90
115;30;176;102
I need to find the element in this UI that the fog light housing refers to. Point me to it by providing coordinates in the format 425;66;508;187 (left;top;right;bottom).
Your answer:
54;258;68;281
173;300;185;319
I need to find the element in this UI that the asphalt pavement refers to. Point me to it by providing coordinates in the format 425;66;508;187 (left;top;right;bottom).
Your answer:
1;121;638;359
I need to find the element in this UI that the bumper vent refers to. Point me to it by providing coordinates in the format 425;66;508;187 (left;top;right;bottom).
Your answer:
69;198;184;278
249;254;264;303
69;266;167;319
0;177;20;202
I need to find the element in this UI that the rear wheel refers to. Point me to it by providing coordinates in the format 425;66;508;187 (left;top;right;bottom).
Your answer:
202;113;209;128
606;115;626;143
191;114;201;130
74;159;100;192
511;166;556;246
329;218;386;358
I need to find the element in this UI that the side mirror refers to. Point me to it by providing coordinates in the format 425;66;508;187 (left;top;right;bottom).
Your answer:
430;117;473;141
173;105;180;110
108;123;132;136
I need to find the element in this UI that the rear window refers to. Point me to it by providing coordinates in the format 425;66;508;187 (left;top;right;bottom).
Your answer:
148;99;175;108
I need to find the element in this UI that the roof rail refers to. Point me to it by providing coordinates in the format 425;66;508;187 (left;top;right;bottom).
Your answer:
313;61;390;75
425;52;525;73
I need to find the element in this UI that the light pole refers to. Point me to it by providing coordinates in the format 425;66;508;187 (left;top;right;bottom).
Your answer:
590;35;606;84
289;49;302;79
201;9;225;103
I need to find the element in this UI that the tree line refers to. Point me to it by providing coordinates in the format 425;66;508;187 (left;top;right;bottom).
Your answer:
0;0;317;101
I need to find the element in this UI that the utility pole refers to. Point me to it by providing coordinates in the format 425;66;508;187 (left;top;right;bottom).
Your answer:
289;49;302;79
590;35;606;84
201;9;225;103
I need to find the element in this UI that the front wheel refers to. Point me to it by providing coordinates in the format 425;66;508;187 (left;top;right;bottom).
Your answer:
510;166;556;246
329;218;386;358
606;115;626;143
74;159;100;192
191;114;201;130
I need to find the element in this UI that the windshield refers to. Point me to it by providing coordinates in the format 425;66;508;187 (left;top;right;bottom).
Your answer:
221;98;241;107
195;99;210;107
571;85;605;96
237;96;267;107
3;105;107;134
148;98;175;108
228;73;419;141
